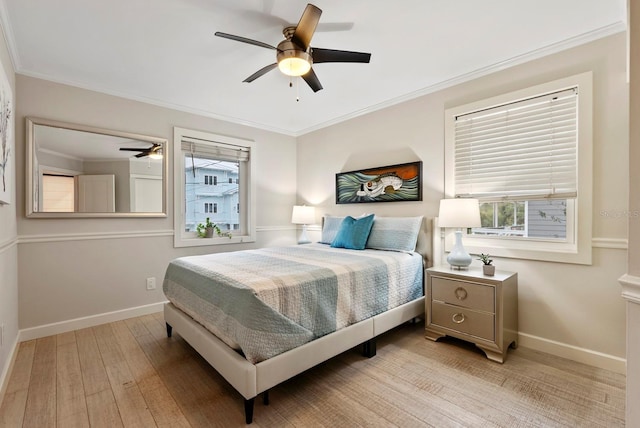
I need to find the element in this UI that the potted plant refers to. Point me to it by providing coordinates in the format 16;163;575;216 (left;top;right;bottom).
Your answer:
478;253;495;276
196;217;232;239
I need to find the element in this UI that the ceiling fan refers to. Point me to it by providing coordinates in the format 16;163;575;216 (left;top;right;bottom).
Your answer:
119;143;163;159
215;3;371;92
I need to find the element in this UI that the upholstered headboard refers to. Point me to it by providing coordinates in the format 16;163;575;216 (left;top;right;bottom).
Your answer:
415;216;433;268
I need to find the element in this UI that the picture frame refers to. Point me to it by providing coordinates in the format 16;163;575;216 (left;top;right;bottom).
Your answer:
336;161;422;204
0;61;13;205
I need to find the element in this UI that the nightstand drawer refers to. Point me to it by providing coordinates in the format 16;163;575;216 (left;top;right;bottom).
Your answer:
431;302;495;341
432;277;495;312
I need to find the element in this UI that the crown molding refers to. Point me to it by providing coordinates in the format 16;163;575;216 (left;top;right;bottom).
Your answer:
295;22;627;136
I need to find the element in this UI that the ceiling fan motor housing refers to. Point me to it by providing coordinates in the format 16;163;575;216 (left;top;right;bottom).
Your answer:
276;39;312;76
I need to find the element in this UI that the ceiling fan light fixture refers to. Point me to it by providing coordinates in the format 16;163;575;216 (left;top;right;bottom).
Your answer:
149;151;163;160
277;46;312;77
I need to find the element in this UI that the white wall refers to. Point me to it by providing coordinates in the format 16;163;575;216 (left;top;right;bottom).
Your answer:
15;75;298;331
0;24;17;400
297;33;629;371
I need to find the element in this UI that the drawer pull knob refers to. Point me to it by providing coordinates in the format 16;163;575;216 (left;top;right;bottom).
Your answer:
452;313;466;324
454;287;468;300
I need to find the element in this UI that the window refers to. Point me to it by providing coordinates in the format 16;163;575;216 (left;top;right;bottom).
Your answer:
444;72;592;264
42;174;75;212
174;127;255;247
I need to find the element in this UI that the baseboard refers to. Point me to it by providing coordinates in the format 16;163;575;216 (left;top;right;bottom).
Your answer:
18;301;166;342
518;332;626;374
0;336;20;408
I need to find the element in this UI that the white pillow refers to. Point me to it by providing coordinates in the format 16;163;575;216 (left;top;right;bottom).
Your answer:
320;215;345;244
366;216;423;253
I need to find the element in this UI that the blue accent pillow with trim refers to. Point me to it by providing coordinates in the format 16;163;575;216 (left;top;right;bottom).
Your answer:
330;214;375;250
366;216;423;253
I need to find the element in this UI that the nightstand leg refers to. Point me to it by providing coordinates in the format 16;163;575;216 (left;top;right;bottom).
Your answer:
477;346;506;363
425;328;446;342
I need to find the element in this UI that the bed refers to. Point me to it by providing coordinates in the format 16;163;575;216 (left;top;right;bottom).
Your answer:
163;215;433;423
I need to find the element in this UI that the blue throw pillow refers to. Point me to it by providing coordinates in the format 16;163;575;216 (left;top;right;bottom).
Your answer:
331;214;375;250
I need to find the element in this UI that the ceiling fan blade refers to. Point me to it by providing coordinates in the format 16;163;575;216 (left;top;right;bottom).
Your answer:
214;32;277;51
291;4;322;50
243;63;278;83
135;152;149;158
312;48;371;64
301;68;323;92
120;148;146;152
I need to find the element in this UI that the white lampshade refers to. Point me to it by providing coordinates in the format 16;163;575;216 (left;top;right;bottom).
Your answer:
438;198;481;228
291;205;316;225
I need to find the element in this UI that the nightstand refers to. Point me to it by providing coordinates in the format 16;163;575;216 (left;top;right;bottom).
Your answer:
425;266;518;363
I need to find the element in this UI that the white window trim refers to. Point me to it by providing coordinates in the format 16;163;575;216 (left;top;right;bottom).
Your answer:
173;127;256;248
444;72;593;264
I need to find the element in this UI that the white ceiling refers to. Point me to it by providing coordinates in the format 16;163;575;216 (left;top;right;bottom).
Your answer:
0;0;627;136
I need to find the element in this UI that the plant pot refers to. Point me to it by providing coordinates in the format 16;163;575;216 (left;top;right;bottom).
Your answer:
483;265;495;276
205;227;214;238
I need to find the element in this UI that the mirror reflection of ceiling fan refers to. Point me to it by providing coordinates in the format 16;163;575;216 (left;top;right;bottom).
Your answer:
215;3;371;92
119;143;163;159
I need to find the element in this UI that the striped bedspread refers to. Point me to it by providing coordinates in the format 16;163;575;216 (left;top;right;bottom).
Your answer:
163;243;424;363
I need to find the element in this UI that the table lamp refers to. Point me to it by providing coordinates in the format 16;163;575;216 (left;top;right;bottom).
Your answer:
438;198;481;269
291;205;316;244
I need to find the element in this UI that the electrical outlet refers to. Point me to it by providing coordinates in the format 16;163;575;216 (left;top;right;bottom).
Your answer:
146;277;156;290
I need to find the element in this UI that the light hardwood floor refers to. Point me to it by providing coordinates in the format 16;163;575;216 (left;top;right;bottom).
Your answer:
0;313;625;427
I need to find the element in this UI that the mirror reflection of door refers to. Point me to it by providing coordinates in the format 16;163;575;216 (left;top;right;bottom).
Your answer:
130;175;162;212
77;174;115;212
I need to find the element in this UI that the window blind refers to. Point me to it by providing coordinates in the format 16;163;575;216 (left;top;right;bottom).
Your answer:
454;88;577;201
181;136;250;162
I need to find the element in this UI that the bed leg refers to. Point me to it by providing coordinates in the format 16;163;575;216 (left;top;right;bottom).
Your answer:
263;390;269;405
363;338;377;358
244;398;255;424
166;323;172;338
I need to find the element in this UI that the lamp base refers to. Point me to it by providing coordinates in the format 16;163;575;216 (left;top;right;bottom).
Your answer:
447;230;472;269
297;225;311;245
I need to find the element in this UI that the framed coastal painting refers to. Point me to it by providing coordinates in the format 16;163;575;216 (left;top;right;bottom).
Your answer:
336;161;422;204
0;61;13;205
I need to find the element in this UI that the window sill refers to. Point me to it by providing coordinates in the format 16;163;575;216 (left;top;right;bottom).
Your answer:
458;236;591;265
174;234;255;248
443;232;592;265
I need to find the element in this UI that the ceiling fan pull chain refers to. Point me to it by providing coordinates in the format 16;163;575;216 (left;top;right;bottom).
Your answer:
296;77;300;102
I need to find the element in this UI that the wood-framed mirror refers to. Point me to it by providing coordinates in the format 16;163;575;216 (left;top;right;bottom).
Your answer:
26;117;168;218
